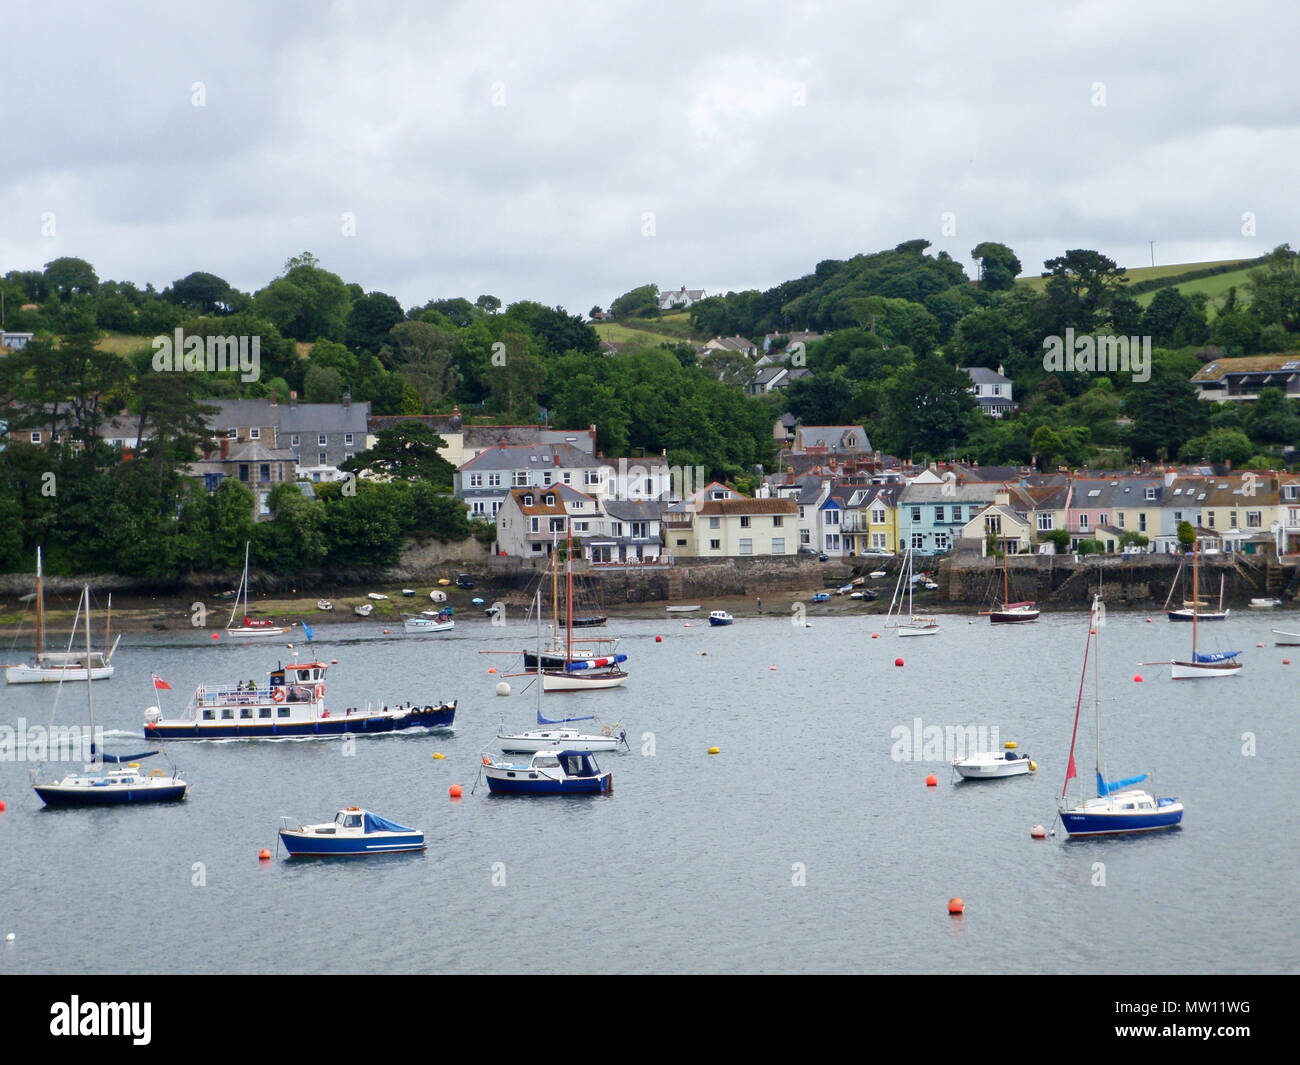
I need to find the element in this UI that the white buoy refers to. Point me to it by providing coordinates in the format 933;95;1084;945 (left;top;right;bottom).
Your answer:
5;933;13;941
495;681;511;696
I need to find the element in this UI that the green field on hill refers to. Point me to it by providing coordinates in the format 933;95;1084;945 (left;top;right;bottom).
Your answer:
1016;258;1249;292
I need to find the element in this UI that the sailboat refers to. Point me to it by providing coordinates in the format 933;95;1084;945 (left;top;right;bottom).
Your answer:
988;550;1039;624
1170;538;1241;679
1058;595;1183;836
884;548;939;636
32;587;187;806
541;529;627;692
1164;553;1229;621
497;587;627;751
225;541;287;638
5;548;119;683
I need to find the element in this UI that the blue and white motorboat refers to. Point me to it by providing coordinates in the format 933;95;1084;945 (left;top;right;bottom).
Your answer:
708;611;733;626
810;592;831;603
143;657;456;739
951;742;1035;780
482;750;613;795
404;610;454;633
1059;596;1183;837
278;808;425;856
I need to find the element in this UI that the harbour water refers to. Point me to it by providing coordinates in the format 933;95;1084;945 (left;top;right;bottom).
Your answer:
1;609;1296;974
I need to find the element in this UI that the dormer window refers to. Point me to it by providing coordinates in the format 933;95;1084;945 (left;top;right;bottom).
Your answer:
523;494;534;506
545;494;554;506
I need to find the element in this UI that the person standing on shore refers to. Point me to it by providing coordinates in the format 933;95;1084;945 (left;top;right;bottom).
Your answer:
757;597;763;614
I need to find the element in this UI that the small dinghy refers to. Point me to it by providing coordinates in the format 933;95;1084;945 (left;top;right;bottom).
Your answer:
401;589;416;597
1249;597;1282;608
354;603;374;617
278;808;425;856
951;742;1035;780
810;592;830;603
316;599;334;611
482;749;613;795
1272;629;1300;646
367;592;388;601
665;604;700;613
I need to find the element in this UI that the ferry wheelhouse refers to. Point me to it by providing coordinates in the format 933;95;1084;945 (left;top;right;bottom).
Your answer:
143;659;456;739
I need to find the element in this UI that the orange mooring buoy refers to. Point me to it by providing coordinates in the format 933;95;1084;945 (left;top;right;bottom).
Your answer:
449;785;463;798
655;635;663;642
1031;825;1046;839
948;897;964;915
925;774;937;787
895;658;904;667
872;633;879;639
258;849;271;861
1133;674;1143;683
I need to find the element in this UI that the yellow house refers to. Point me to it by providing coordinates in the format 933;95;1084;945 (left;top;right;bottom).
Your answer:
843;485;901;555
664;497;798;557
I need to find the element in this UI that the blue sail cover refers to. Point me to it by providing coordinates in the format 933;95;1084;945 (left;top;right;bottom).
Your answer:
1098;771;1148;796
302;622;314;642
100;751;159;763
537;710;595;725
1192;650;1239;663
565;654;628;673
363;812;415;834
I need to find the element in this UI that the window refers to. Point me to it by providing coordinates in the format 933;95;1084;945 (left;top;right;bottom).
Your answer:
824;534;839;551
985;514;1002;535
1247;511;1262;528
471;501;486;516
631;522;648;539
260;463;271;482
800;529;810;544
911;533;924;550
491;500;502;515
1139;513;1147;532
469;474;483;487
488;473;502;487
317;452;326;466
574;521;588;532
739;538;753;555
773;515;784;527
611;522;623;536
709;539;721;551
1117;512;1125;528
1229;511;1237;527
911;507;921;523
825;510;839;526
562;473;571;484
542;471;553;486
530;517;539;533
585;470;601;486
1078;514;1089;530
1207;512;1215;527
772;538;785;553
871;533;888;549
544;494;555;506
202;710;215;721
317;434;327;446
249;427;260;440
934;505;945;523
259;707;271;719
523;494;533;506
238;464;250;482
344;452;353;461
1037;513;1053;531
952;505;962;522
240;708;252;719
344;433;353;445
1285;485;1300;501
740;515;751;528
709;517;720;529
871;508;885;524
1174;511;1182;522
227;428;238;439
278;707;290;718
934;533;949;550
291;434;300;446
29;431;40;443
514;472;531;487
798;506;806;519
1145;487;1156;501
549;518;564;532
675;538;686;546
221;708;234;720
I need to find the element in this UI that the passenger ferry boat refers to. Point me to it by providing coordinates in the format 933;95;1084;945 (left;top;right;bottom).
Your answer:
143;659;456;739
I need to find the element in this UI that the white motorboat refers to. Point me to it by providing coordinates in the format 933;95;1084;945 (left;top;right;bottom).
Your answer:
1249;597;1282;608
404;612;453;633
951;743;1035;779
1271;629;1300;646
316;599;334;611
708;610;734;626
354;603;374;617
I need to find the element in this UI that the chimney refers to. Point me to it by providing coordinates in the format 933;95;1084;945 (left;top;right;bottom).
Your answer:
270;392;278;407
342;390;351;408
289;390;298;409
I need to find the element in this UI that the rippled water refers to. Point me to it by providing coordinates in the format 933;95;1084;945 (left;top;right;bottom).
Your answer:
1;606;1297;974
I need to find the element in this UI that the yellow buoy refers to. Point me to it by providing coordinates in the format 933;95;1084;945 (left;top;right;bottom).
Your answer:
1003;741;1017;750
432;753;445;760
1028;760;1038;772
707;747;720;755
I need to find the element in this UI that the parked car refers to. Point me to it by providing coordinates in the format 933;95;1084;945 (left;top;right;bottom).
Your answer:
456;573;475;589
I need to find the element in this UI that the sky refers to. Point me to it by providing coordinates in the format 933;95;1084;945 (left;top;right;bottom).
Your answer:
2;0;1297;314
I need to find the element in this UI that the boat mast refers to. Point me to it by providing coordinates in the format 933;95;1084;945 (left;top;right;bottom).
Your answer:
1003;551;1009;607
565;525;574;666
1192;536;1199;657
1093;595;1101;792
83;587;96;765
1062;603;1093;798
35;546;43;659
551;534;559;652
105;592;112;656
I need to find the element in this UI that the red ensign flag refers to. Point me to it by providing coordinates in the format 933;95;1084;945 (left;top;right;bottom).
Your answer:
152;674;172;690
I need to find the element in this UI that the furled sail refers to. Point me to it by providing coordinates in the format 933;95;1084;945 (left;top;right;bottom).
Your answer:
1192;650;1240;663
1097;771;1147;796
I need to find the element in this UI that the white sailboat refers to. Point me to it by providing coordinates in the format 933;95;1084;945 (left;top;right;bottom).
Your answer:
1170;538;1241;679
225;542;287;638
5;548;119;683
884;548;939;637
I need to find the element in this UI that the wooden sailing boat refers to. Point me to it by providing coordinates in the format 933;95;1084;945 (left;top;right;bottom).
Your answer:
1170;538;1241;679
988;550;1039;624
225;541;287;637
540;528;627;691
4;548;119;683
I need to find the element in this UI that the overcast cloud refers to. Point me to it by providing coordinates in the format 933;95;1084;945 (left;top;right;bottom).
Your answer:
2;0;1297;313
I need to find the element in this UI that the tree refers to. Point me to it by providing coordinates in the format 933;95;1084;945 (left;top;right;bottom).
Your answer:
475;294;501;314
1040;249;1128;335
879;355;977;457
341;421;455;488
43;257;99;301
971;242;1021;291
254;260;350;342
383;320;459;409
1243;387;1300;445
1177;520;1195;549
1178;428;1254;467
345;291;406;353
1032;425;1065;469
609;284;660;320
1247;245;1300;330
1126;366;1208;460
167;272;239;314
303;364;344;402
